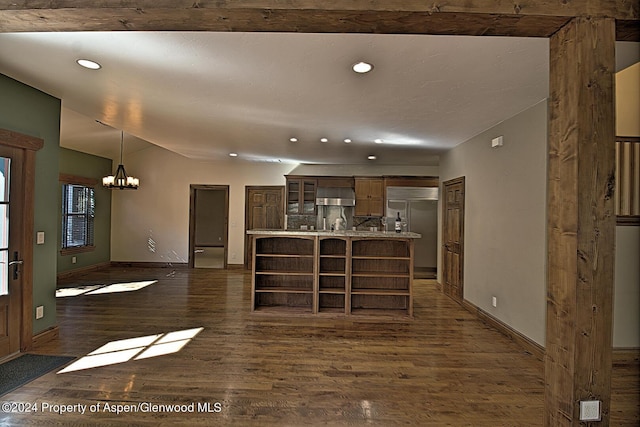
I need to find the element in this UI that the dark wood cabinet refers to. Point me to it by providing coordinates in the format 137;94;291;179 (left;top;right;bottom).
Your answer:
286;176;317;215
354;178;384;216
250;232;415;317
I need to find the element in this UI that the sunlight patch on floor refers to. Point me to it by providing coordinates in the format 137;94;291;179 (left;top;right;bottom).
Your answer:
56;280;158;297
58;327;203;374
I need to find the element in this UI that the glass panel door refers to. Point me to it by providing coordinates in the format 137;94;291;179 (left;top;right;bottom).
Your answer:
0;157;10;296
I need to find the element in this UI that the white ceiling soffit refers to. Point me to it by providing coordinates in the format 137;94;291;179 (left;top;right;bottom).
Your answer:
0;33;629;165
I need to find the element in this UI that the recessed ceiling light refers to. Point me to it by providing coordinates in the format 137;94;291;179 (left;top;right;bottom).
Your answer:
229;152;238;157
76;59;101;70
289;137;298;142
320;138;328;143
344;139;352;143
352;62;373;74
374;139;384;144
367;155;377;160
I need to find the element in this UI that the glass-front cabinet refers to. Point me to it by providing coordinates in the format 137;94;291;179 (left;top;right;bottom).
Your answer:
286;177;317;215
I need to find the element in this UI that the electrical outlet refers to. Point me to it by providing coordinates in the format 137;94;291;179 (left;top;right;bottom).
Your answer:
36;306;44;319
492;296;497;307
580;400;601;421
71;256;77;264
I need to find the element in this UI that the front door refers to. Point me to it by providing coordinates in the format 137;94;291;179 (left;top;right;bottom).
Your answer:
0;145;25;358
442;177;465;302
244;186;284;269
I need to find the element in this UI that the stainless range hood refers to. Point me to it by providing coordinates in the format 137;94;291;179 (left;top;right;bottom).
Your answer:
316;187;356;206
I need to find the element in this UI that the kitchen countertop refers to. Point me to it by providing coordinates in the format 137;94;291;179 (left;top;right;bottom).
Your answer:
247;229;421;238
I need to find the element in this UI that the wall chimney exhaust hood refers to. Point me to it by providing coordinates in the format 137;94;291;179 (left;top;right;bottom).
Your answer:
316;187;356;206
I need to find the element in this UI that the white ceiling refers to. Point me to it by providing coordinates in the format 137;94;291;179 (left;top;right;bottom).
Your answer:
0;32;637;165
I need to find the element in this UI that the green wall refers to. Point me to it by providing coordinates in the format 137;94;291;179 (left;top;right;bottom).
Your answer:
58;148;112;273
0;73;60;334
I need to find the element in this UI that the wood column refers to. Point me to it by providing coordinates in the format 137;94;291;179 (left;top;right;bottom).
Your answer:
545;17;617;426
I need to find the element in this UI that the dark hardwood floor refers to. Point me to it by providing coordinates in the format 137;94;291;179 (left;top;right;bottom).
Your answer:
1;268;638;426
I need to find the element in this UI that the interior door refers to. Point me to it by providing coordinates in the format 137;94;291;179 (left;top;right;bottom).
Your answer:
0;145;24;358
245;186;284;269
442;177;465;302
188;185;229;269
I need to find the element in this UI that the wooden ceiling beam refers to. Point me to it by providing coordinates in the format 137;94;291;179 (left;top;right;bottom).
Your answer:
0;1;637;40
0;0;636;18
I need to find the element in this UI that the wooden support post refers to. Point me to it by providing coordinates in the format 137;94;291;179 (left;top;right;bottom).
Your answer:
546;17;617;426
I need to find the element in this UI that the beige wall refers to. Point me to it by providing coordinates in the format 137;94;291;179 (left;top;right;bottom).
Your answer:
110;145;294;265
438;62;640;348
439;100;548;346
616;63;640;137
110;150;440;266
613;61;640;347
289;164;439;177
614;226;640;346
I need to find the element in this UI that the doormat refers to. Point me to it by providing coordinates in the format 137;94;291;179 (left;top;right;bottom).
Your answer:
0;353;75;397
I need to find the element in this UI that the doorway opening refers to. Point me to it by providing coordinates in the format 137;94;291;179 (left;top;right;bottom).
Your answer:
188;185;229;269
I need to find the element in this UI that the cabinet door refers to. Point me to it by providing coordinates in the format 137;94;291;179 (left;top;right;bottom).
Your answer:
301;180;317;214
354;178;384;216
368;179;384;216
286;178;317;214
286;179;301;214
354;179;371;216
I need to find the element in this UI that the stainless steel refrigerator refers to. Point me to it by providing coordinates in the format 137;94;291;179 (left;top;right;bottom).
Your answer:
385;187;438;271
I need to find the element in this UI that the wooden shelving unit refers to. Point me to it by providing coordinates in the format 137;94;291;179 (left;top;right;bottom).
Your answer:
350;238;413;316
252;236;316;313
317;237;349;314
250;233;414;317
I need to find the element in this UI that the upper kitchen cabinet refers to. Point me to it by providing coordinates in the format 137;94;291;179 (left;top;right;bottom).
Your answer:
286;176;317;215
354;178;384;216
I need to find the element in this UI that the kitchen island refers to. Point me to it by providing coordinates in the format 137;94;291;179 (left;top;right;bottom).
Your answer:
247;229;421;317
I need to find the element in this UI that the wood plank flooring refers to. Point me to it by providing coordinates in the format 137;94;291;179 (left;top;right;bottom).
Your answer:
1;268;638;426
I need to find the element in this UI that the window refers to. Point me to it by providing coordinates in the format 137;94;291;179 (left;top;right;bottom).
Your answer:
62;183;95;251
616;137;640;225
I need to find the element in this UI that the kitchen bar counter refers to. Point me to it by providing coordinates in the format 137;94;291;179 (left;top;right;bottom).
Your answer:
247;229;421;238
248;229;420;317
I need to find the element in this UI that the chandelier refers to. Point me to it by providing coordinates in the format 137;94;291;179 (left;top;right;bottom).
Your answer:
102;131;139;189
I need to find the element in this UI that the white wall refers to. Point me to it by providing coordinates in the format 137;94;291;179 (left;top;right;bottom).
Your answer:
110;145;294;265
439;100;548;346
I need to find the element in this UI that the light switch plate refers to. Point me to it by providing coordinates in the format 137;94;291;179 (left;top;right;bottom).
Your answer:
36;231;45;245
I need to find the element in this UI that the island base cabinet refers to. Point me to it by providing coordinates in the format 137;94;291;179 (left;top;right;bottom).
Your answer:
250;233;415;318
